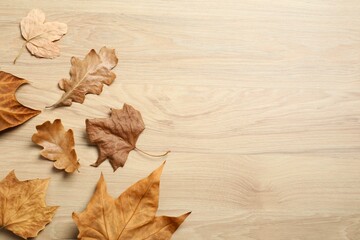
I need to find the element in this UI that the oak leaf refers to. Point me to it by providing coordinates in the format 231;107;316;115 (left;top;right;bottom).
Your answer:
0;171;58;239
0;71;41;132
14;9;67;63
32;119;80;173
86;103;169;171
49;47;118;108
73;162;190;240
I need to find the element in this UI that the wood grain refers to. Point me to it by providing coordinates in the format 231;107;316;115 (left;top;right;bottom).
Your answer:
1;0;360;239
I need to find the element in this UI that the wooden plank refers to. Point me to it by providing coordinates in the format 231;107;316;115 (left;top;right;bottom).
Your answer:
1;0;360;239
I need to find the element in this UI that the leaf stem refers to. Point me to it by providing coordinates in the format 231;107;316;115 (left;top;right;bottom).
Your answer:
13;42;27;64
45;104;56;109
134;147;170;157
13;33;47;64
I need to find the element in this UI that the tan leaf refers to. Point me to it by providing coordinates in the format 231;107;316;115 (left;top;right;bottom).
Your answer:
14;9;67;63
86;103;170;171
32;119;80;173
73;162;190;240
0;71;41;132
48;47;118;108
0;171;58;239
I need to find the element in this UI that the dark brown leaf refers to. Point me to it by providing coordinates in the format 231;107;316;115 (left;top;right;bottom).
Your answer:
86;104;145;171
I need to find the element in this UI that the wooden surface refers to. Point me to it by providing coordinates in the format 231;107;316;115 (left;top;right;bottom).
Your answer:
1;0;360;239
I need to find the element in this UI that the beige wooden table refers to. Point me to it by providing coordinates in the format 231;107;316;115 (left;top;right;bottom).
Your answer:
1;0;360;239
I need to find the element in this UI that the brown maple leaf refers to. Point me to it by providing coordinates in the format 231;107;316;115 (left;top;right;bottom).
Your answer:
32;119;80;173
48;47;118;108
0;171;58;239
14;9;67;64
0;71;41;132
86;103;170;171
73;162;190;240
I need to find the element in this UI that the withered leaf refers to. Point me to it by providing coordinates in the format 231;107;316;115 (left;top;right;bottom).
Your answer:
0;71;41;132
14;9;67;63
0;171;58;239
32;119;80;173
86;104;145;171
73;162;190;240
86;104;169;171
49;47;118;108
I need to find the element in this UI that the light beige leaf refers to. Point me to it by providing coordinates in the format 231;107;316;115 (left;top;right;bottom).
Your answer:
14;9;67;63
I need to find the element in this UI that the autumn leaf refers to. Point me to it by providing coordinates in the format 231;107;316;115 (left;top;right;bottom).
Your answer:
32;119;80;173
73;162;190;240
14;9;67;64
48;47;118;108
0;71;41;132
86;103;170;171
0;171;58;239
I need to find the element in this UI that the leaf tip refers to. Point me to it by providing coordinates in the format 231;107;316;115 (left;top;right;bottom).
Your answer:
96;172;107;190
53;205;60;211
179;211;192;222
6;170;17;180
90;163;99;168
156;161;166;174
72;212;78;221
99;172;105;179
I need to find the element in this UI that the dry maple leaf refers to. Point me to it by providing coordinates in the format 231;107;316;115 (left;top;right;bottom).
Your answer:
73;162;190;240
32;119;80;173
14;9;67;64
0;171;58;239
0;71;41;132
86;103;170;171
48;47;118;108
